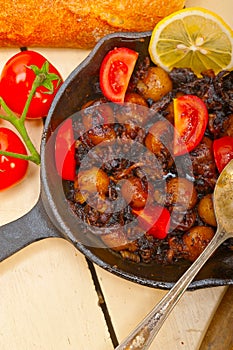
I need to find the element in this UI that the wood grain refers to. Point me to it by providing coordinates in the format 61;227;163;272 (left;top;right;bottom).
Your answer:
199;286;233;350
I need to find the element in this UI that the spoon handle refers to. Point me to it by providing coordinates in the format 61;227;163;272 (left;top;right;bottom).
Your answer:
115;228;226;350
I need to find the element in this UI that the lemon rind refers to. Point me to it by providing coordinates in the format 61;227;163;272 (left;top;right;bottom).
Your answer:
149;7;233;75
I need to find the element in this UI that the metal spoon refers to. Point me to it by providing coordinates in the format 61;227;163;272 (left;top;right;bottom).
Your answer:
115;159;233;350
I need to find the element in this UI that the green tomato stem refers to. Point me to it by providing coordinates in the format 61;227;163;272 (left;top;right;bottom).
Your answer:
21;74;43;122
0;94;41;165
12;118;41;165
0;98;17;120
0;62;61;167
0;149;39;163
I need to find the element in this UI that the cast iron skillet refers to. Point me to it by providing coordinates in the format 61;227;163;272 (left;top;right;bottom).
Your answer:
1;31;233;290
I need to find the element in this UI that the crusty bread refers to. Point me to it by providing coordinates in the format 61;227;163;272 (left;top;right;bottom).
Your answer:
0;0;185;48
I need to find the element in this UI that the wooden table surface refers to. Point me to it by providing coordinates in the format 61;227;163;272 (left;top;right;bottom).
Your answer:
0;1;232;349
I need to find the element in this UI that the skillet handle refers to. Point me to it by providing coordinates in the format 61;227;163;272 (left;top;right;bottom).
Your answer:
0;196;61;262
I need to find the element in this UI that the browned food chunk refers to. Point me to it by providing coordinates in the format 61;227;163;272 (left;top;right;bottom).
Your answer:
74;167;110;199
86;125;116;146
169;208;196;232
144;120;174;169
115;99;149;139
197;193;217;227
100;229;132;251
124;92;148;107
168;226;215;262
121;176;148;209
81;100;115;130
190;137;218;193
166;177;198;210
182;226;215;261
136;66;173;101
80;100;116;146
222;114;233;137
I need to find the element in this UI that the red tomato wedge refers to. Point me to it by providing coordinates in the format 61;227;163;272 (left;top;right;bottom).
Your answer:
99;47;138;103
55;119;76;181
213;136;233;173
173;95;208;156
0;128;28;190
132;205;170;239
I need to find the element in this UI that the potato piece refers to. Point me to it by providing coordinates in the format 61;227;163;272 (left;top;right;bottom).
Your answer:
124;92;148;107
170;208;196;232
115;95;149;127
136;67;172;101
101;230;130;251
144;120;174;169
121;176;148;209
198;194;217;227
75;167;109;198
182;226;215;262
166;177;198;210
86;125;116;146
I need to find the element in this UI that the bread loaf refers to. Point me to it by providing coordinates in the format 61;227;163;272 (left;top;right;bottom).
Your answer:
0;0;185;48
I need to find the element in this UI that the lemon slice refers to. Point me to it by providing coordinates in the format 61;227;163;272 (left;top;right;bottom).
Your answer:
149;7;233;76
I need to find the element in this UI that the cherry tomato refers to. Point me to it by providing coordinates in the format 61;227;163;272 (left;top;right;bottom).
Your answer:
0;50;63;119
55;119;76;181
213;136;233;173
173;95;208;156
99;47;138;103
0;128;28;190
132;205;170;239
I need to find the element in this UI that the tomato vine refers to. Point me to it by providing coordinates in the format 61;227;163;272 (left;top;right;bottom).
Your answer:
0;59;62;165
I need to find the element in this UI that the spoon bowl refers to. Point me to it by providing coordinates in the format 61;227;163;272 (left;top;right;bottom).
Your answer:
116;159;233;350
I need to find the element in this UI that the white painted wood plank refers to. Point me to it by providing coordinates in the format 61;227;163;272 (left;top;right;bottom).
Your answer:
0;118;42;225
31;48;91;79
96;266;226;350
0;238;112;350
0;48;21;71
